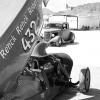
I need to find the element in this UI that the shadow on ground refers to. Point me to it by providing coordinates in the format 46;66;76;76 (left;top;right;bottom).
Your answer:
61;42;79;47
53;87;77;100
53;88;100;100
50;42;79;47
82;88;100;100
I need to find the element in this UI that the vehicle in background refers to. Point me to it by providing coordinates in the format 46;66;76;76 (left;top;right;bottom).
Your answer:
41;21;75;46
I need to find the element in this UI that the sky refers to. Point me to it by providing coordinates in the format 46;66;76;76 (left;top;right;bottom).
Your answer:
44;0;100;12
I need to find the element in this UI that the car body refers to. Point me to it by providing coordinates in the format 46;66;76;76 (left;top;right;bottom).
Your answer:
41;21;75;46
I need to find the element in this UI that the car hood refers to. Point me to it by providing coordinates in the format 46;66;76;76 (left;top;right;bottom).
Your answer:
42;28;61;32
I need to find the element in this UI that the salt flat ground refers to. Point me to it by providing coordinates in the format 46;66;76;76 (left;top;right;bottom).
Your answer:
46;30;100;100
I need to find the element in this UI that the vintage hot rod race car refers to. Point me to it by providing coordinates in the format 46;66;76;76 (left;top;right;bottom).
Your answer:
0;0;90;100
41;21;75;46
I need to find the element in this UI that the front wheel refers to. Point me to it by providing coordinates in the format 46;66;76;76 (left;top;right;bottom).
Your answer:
56;38;62;47
79;67;91;93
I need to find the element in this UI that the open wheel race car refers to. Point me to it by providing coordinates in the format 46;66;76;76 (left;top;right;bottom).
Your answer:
0;0;90;100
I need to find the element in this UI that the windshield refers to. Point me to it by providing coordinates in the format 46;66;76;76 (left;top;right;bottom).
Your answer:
45;23;62;29
0;0;27;37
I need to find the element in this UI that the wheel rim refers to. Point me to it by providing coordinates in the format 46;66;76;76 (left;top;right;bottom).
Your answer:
79;68;90;93
56;42;59;46
85;68;90;91
59;39;62;44
79;70;86;92
56;39;61;46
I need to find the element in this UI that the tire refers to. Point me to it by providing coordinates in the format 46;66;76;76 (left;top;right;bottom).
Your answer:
79;67;91;93
56;38;62;47
70;32;75;43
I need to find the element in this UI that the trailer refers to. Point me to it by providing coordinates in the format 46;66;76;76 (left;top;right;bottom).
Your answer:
49;15;66;22
48;15;100;30
77;16;100;30
49;15;78;29
66;15;78;30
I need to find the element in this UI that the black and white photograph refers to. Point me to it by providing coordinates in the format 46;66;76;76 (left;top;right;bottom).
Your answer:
0;0;100;100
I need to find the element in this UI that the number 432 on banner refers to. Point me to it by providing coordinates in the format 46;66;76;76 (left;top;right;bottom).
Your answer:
21;21;36;51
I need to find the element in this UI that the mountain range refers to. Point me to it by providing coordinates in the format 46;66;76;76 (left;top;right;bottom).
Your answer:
43;8;54;15
43;2;100;16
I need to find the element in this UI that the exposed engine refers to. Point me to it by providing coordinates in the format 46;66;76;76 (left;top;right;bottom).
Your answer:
1;55;66;100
